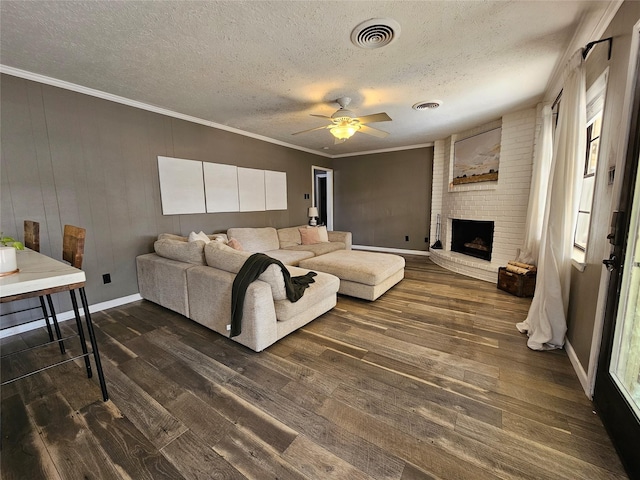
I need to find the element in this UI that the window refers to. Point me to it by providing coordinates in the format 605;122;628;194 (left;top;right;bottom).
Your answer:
573;70;608;262
575;113;602;250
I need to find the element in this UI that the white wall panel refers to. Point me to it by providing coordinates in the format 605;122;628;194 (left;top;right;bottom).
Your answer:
238;167;266;211
265;170;287;210
203;162;239;212
157;156;205;214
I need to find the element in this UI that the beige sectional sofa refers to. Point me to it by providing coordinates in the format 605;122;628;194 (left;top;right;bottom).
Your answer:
136;227;349;351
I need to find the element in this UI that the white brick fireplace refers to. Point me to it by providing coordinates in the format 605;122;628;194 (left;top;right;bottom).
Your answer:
429;107;537;282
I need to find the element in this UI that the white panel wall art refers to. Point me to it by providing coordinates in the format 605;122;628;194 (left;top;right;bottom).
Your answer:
157;156;206;215
157;156;287;215
203;162;240;213
265;170;288;210
238;167;266;212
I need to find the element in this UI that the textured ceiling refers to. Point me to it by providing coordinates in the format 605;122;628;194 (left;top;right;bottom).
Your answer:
0;1;617;156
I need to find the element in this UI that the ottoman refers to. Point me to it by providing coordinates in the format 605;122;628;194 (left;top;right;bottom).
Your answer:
299;250;405;301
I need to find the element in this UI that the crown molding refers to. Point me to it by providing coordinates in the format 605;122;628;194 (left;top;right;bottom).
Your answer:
0;64;433;159
0;65;333;158
1;65;436;160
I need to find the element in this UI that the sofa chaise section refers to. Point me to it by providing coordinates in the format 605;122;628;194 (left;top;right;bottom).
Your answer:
187;260;339;352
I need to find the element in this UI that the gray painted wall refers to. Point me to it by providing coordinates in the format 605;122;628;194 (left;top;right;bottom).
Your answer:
566;1;640;370
333;149;433;250
1;74;434;330
0;74;331;327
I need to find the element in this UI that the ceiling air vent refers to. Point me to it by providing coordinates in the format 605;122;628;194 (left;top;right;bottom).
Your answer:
351;18;401;49
413;101;441;110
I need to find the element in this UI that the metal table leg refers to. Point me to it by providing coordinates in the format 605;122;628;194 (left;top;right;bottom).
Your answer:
70;290;92;378
78;287;108;401
45;295;66;354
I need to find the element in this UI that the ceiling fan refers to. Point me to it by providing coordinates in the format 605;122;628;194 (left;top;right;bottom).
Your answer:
292;97;392;144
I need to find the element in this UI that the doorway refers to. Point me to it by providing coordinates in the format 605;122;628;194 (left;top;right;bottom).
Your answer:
312;166;333;230
593;25;640;478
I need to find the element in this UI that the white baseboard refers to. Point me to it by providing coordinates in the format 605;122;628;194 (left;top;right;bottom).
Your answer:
0;293;143;339
352;245;430;256
565;339;591;399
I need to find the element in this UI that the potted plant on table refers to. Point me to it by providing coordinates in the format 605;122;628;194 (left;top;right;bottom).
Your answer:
0;234;24;275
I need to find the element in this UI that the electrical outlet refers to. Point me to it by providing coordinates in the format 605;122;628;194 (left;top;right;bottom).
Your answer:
304;193;310;199
102;273;111;284
425;237;429;243
405;235;409;241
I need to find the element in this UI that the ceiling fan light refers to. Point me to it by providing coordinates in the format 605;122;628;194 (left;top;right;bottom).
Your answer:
330;124;359;140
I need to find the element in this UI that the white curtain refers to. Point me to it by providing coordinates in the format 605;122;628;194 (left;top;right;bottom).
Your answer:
516;105;554;266
517;51;586;350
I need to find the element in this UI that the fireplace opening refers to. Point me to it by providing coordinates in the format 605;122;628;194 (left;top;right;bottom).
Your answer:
451;219;494;261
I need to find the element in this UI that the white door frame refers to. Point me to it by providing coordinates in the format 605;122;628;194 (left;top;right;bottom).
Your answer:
311;165;333;231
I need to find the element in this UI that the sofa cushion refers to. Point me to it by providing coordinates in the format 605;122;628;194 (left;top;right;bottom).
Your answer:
274;266;340;322
159;232;228;243
277;226;302;248
283;242;346;256
158;233;188;242
205;241;251;271
154;238;206;265
299;250;405;286
226;227;280;252
263;249;315;266
205;242;286;300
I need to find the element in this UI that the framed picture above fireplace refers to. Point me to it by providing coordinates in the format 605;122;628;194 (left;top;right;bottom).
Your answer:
452;127;501;185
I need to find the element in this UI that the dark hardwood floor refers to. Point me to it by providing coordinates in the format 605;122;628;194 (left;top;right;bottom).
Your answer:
1;256;629;479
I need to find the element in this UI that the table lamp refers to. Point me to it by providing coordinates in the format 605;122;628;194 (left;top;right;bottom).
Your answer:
308;207;319;226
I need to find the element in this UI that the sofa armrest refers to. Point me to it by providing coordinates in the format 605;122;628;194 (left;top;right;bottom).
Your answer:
136;253;194;317
187;266;278;351
328;230;352;250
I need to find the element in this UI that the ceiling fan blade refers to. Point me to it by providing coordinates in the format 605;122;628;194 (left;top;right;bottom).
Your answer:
292;125;331;135
355;112;392;124
310;114;333;119
359;124;389;138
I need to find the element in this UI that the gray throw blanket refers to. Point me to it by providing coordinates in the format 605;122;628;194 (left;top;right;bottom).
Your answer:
230;253;317;337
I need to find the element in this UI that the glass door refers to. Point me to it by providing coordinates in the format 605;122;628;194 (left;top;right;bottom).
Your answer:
609;191;640;419
594;30;640;478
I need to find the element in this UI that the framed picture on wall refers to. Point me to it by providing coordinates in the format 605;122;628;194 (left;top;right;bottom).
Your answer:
453;127;501;185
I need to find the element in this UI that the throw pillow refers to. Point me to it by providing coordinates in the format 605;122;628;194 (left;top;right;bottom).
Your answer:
317;225;329;242
299;226;328;245
188;231;211;244
154;239;206;265
227;237;243;250
211;234;227;243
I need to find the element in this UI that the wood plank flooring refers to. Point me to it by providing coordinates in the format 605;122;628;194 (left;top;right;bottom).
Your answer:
0;256;629;479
